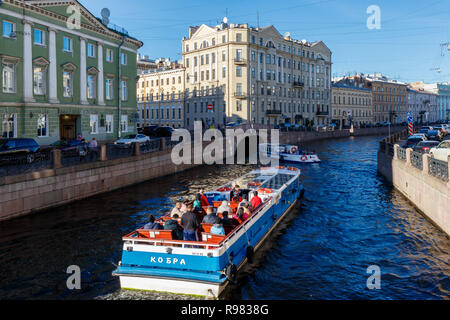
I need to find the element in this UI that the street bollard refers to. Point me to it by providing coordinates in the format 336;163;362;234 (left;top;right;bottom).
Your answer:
134;142;141;156
100;145;107;161
422;153;430;175
406;148;412;165
52;149;62;169
160;138;167;151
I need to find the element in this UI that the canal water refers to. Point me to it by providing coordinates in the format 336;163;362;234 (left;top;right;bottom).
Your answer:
0;135;449;300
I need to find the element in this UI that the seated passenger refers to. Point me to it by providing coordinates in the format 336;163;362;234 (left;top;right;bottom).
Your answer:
250;191;263;209
233;207;245;224
193;199;204;214
210;223;225;235
143;214;163;230
202;207;220;224
164;214;183;240
217;200;232;214
171;202;183;217
180;204;200;241
242;207;251;221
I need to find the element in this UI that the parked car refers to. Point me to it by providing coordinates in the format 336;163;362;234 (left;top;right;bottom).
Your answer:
41;140;84;157
429;140;450;161
413;141;440;153
138;125;158;137
404;135;427;148
433;125;447;136
153;126;175;137
114;134;151;146
0;138;41;164
426;130;443;141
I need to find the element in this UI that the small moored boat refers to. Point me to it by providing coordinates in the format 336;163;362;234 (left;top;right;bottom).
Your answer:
259;143;321;163
112;166;304;298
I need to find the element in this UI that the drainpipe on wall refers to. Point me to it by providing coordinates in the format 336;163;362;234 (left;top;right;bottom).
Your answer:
117;35;126;138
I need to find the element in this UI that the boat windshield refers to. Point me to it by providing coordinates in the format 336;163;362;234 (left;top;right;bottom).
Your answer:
261;173;296;190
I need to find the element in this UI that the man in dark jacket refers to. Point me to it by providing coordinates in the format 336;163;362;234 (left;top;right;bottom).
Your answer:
202;207;220;224
164;214;183;240
180;204;199;241
143;214;163;230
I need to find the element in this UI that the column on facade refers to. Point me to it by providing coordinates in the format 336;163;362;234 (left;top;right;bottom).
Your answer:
48;27;59;103
97;42;105;105
80;37;88;104
23;20;34;103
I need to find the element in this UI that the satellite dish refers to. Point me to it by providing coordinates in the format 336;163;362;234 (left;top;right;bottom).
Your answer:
101;8;110;25
284;32;290;38
301;39;307;44
223;17;228;24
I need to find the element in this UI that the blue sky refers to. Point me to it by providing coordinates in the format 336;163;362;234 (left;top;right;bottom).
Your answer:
81;0;450;84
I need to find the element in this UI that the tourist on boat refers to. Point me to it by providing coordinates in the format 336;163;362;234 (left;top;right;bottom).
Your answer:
233;207;245;224
231;185;242;201
238;197;253;211
164;214;183;240
198;189;210;207
180;204;200;241
217;201;233;216
202;207;220;224
250;191;262;209
192;199;204;214
143;214;163;230
242;207;252;221
210;223;225;235
171;202;183;217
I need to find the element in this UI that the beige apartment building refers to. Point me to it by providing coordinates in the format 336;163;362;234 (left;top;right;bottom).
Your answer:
137;21;332;129
331;83;373;127
182;21;332;128
137;67;185;128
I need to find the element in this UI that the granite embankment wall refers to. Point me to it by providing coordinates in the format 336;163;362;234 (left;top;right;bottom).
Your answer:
0;126;407;221
377;137;450;236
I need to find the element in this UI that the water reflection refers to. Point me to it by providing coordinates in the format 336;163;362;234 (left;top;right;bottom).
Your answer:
0;136;448;300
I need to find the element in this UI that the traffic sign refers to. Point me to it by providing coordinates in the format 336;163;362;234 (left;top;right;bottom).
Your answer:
207;103;213;111
407;116;413;122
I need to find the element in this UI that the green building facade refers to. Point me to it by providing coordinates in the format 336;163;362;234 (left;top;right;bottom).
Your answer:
0;0;143;145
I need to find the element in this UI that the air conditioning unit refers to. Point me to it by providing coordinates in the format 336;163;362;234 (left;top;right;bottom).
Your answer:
10;31;16;38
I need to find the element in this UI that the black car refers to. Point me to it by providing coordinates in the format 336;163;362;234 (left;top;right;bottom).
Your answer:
413;141;440;153
0;138;41;164
138;125;158;137
42;140;83;157
153;126;175;137
426;130;442;141
404;137;425;148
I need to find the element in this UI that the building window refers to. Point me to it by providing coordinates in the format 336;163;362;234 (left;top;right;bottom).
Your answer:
236;100;242;112
236;66;242;77
37;114;48;137
90;114;98;134
222;66;226;78
33;66;46;95
106;48;114;62
106;114;113;133
120;80;128;101
121;52;127;65
2;21;15;38
34;29;45;46
63;37;72;52
87;75;96;99
87;43;96;58
105;78;114;100
2;62;16;93
120;115;128;133
2;113;17;138
63;71;73;97
236;33;242;42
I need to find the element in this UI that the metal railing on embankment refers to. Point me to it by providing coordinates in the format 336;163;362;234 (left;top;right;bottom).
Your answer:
0;137;176;178
379;130;449;183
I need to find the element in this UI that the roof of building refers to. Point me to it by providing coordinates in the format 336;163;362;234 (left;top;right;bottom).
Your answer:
332;83;371;92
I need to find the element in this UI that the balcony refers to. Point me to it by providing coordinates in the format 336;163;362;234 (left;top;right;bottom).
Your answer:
234;58;247;65
265;110;282;117
293;81;304;88
234;92;247;99
316;111;329;116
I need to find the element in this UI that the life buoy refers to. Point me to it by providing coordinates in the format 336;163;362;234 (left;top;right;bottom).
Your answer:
257;188;273;194
301;155;308;161
248;181;262;187
290;146;298;154
288;167;299;171
276;166;285;170
217;187;231;192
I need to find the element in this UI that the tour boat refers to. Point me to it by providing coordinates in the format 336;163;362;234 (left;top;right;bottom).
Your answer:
259;143;321;163
112;166;304;298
